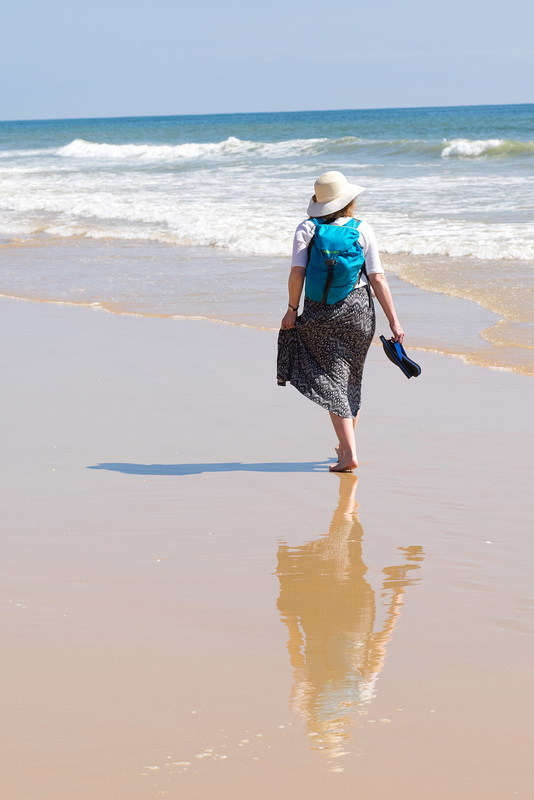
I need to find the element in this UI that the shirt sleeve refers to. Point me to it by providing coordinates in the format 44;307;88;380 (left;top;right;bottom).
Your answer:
358;220;384;274
290;219;315;269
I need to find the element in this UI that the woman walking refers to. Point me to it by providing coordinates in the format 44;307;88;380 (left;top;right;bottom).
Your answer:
277;171;404;472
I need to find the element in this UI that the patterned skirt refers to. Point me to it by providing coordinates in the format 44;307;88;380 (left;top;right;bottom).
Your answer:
277;286;376;418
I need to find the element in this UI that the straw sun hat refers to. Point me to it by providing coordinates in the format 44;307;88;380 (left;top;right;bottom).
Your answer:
307;171;366;217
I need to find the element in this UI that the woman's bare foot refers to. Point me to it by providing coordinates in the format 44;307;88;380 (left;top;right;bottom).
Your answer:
329;413;358;471
329;454;358;472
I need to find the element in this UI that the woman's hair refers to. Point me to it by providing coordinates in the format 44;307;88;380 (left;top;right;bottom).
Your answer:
321;198;356;223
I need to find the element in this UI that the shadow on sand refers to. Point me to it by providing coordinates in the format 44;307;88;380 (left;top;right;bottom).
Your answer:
87;461;332;476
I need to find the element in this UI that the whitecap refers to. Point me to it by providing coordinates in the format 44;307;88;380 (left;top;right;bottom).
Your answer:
56;136;255;161
55;135;330;163
441;138;506;158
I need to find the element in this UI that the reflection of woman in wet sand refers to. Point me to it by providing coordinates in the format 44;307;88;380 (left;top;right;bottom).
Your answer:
276;475;423;758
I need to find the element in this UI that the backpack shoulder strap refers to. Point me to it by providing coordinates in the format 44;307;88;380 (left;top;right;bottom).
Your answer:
306;218;322;263
342;217;362;230
307;234;315;263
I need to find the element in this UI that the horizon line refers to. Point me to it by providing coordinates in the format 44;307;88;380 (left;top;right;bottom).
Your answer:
1;101;532;125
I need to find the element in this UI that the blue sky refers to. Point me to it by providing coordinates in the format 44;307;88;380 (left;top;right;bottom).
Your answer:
2;0;533;120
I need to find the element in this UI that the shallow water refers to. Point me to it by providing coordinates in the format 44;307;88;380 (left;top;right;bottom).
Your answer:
1;236;530;373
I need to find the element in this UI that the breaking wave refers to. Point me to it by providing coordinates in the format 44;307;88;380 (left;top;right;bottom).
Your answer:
55;136;329;162
53;136;443;162
441;138;534;158
1;136;531;164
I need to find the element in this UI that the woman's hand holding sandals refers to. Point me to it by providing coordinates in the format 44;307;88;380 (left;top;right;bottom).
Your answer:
389;320;405;344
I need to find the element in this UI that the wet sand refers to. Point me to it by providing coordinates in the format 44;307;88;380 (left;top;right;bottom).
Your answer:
2;296;533;799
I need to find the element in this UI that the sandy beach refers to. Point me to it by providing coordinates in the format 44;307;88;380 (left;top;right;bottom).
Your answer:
2;294;533;799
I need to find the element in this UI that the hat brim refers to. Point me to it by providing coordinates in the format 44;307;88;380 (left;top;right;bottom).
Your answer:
307;183;366;217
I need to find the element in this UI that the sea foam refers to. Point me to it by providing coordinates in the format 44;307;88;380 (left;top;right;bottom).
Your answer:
56;136;252;161
441;138;534;158
1;117;533;263
55;136;329;162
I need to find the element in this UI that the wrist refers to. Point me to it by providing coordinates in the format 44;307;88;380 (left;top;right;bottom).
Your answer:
287;303;298;312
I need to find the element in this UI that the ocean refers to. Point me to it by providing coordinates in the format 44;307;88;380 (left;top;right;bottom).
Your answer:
1;104;533;373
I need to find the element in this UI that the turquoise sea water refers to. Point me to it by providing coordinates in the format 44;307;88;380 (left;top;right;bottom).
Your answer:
0;104;533;372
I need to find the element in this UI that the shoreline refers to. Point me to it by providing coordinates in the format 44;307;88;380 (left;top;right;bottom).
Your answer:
0;288;527;376
1;235;532;375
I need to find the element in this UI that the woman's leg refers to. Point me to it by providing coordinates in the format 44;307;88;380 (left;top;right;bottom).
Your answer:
329;412;358;472
334;411;360;463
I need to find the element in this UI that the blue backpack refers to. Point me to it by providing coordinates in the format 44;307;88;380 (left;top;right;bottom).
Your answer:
305;217;366;305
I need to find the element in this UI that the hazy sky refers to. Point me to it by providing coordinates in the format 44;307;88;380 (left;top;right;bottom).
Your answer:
2;0;532;120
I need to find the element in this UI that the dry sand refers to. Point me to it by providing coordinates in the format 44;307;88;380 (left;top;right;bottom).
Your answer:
2;296;533;799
